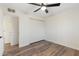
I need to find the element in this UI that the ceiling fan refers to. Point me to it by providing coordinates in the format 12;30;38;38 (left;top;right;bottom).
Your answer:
28;3;61;14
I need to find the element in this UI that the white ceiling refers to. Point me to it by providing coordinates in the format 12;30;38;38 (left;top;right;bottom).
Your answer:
0;3;79;18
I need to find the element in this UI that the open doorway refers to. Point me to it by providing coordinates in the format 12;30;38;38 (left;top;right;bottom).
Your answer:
3;14;19;55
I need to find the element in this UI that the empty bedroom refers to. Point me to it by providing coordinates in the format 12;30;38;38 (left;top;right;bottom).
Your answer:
0;3;79;56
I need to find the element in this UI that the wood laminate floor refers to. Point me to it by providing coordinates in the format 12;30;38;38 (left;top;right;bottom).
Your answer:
4;40;79;56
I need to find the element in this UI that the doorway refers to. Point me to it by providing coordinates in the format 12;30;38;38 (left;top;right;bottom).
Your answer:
3;14;19;55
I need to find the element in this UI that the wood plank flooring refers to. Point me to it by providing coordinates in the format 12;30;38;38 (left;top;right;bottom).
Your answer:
4;40;79;56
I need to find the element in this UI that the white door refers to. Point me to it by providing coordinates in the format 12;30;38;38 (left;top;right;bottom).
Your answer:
4;15;19;45
0;9;4;56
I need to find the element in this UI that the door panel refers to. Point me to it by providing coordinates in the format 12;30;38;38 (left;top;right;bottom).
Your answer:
4;15;19;45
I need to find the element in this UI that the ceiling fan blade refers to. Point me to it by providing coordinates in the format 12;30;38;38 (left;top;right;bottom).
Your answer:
34;8;41;12
28;3;41;6
45;9;48;13
46;3;60;7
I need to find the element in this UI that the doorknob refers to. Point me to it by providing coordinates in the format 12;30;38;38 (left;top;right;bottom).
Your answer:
0;36;2;39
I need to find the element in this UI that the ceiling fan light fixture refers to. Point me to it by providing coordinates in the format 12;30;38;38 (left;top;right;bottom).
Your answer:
28;3;61;14
41;6;46;11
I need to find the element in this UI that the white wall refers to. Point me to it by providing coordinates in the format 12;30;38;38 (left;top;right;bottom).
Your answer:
45;8;79;50
3;14;19;45
28;17;46;43
19;15;46;47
